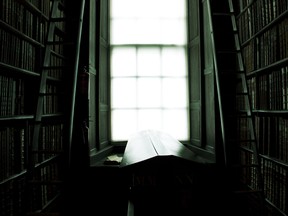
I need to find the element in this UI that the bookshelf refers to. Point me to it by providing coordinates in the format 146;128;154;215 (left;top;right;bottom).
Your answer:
236;0;288;215
0;0;70;215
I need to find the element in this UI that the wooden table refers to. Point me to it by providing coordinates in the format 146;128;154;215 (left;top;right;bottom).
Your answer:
120;130;224;216
120;130;210;168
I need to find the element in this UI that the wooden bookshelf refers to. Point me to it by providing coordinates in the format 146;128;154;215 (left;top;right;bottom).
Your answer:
236;0;288;215
0;0;69;215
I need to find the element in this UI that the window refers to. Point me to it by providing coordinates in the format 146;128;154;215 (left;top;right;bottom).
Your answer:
110;0;188;141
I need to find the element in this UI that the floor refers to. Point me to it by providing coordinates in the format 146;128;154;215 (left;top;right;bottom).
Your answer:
47;152;269;216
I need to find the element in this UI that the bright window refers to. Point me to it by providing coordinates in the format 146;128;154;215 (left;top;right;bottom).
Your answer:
110;0;189;141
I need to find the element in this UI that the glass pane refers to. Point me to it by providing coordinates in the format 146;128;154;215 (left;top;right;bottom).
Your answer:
111;47;136;77
110;0;137;18
135;19;161;44
160;19;186;45
111;78;137;108
162;47;187;77
163;109;188;140
110;0;188;141
110;19;137;44
111;20;187;45
138;109;162;131
110;2;186;45
137;78;161;108
133;0;162;18
111;109;137;140
163;78;188;108
111;0;186;19
158;0;186;18
137;48;161;76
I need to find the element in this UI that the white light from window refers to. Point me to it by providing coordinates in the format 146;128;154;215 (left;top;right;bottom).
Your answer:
110;0;188;141
111;78;137;108
111;47;136;77
163;109;188;140
111;109;137;140
163;78;188;108
162;47;187;76
137;48;161;76
110;18;186;45
138;78;162;108
138;109;162;131
110;0;185;19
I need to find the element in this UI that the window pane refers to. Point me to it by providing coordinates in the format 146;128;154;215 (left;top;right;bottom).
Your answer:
158;0;186;18
111;47;136;76
138;109;162;131
110;19;137;44
111;110;137;140
110;0;137;18
162;47;187;77
133;0;163;18
163;109;188;140
111;78;137;108
135;19;161;44
110;0;188;141
138;48;161;76
160;19;186;45
163;78;188;108
111;19;187;45
137;78;161;108
111;0;186;19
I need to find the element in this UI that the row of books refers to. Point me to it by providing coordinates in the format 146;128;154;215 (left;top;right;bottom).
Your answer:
0;122;64;182
0;75;21;116
0;162;62;216
0;0;49;43
26;0;51;17
43;83;62;114
236;115;288;164
48;51;65;79
0;35;67;79
0;2;66;76
247;66;288;110
241;18;288;73
236;1;288;215
255;115;288;163
239;150;287;215
261;157;287;214
0;28;66;80
0;0;68;215
238;149;260;189
279;18;288;61
37;123;64;163
0;29;39;72
0;126;26;182
0;74;65;116
237;0;288;43
0;176;26;216
31;163;62;210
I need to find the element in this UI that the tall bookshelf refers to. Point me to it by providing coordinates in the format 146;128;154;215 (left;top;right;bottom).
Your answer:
236;0;288;215
0;0;69;215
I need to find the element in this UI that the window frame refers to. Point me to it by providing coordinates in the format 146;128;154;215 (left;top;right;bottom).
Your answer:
92;0;206;153
108;0;190;142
